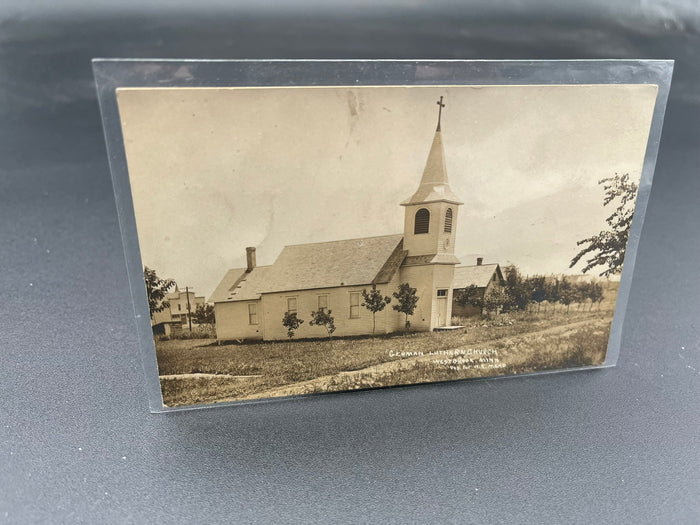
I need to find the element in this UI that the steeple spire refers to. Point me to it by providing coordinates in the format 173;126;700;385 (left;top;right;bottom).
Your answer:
436;96;445;131
401;96;462;206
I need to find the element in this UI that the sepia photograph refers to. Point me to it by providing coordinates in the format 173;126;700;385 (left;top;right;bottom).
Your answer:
116;83;658;407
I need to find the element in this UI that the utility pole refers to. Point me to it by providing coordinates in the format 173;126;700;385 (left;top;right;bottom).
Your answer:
186;286;192;332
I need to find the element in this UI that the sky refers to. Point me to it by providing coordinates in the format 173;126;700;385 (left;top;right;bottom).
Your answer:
117;84;658;299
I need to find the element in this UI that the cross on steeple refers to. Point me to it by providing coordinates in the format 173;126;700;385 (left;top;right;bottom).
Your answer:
436;96;445;131
401;93;462;207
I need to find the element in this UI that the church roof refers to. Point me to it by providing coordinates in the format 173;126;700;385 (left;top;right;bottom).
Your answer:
209;265;276;303
212;234;406;303
401;129;463;206
453;264;503;289
209;268;244;303
261;234;405;294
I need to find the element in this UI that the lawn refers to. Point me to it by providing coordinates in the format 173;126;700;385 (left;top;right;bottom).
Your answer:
157;303;615;407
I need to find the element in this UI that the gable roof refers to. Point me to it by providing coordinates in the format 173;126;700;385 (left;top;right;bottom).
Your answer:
261;234;405;294
453;263;503;289
212;234;406;303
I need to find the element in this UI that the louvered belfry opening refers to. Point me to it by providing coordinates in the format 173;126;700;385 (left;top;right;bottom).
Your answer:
444;208;453;233
414;208;430;234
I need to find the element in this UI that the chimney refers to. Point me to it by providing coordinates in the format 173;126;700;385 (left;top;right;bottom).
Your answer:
246;247;256;272
476;257;483;266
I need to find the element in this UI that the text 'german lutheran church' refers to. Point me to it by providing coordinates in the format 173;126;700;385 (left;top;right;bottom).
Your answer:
210;97;463;341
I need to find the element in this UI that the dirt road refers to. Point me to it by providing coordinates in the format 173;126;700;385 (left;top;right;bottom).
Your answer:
222;317;608;402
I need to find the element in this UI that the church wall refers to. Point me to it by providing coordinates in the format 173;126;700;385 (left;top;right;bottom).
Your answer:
214;300;264;341
213;266;458;339
399;264;457;330
386;270;408;332
260;282;402;341
398;265;436;331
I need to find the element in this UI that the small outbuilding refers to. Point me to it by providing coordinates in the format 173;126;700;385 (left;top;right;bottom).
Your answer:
452;258;505;318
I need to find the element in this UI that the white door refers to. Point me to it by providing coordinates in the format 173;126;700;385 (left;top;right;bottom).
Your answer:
436;290;448;327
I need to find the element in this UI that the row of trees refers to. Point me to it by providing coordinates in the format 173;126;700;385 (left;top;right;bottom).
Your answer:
456;265;606;317
454;174;637;318
453;173;636;318
282;283;420;339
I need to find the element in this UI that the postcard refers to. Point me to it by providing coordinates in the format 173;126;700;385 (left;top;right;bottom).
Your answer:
94;60;672;410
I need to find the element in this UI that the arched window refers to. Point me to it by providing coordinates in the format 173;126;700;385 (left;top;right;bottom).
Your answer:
444;208;453;233
414;208;430;234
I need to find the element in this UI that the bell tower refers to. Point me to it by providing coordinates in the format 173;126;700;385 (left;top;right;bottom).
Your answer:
401;96;462;262
399;96;462;329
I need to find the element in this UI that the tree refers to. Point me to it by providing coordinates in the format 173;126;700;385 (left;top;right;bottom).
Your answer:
546;278;561;314
361;286;392;335
482;287;508;318
454;284;483;312
573;282;592;311
559;277;574;313
282;312;304;340
588;281;604;310
528;276;548;313
570;174;638;277
193;303;215;326
392;282;420;332
144;266;175;320
309;309;336;339
502;265;529;312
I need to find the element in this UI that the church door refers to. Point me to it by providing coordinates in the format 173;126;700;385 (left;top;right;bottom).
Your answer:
436;289;448;327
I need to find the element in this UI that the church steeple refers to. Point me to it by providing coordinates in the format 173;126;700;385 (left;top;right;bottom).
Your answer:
401;97;462;207
398;96;463;331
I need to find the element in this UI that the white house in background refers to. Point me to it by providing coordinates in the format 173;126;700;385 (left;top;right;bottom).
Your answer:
151;286;206;336
211;98;463;341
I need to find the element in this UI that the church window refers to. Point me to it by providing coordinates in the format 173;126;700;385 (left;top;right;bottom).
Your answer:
248;303;258;325
318;295;328;312
349;292;360;318
414;208;430;234
287;297;297;315
444;208;453;233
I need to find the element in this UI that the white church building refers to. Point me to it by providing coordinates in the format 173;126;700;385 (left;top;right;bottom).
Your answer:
210;98;463;341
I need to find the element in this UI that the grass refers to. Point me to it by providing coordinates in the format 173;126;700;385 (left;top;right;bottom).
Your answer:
157;301;616;407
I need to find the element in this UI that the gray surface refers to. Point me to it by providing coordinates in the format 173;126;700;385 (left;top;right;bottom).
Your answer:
1;1;698;523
